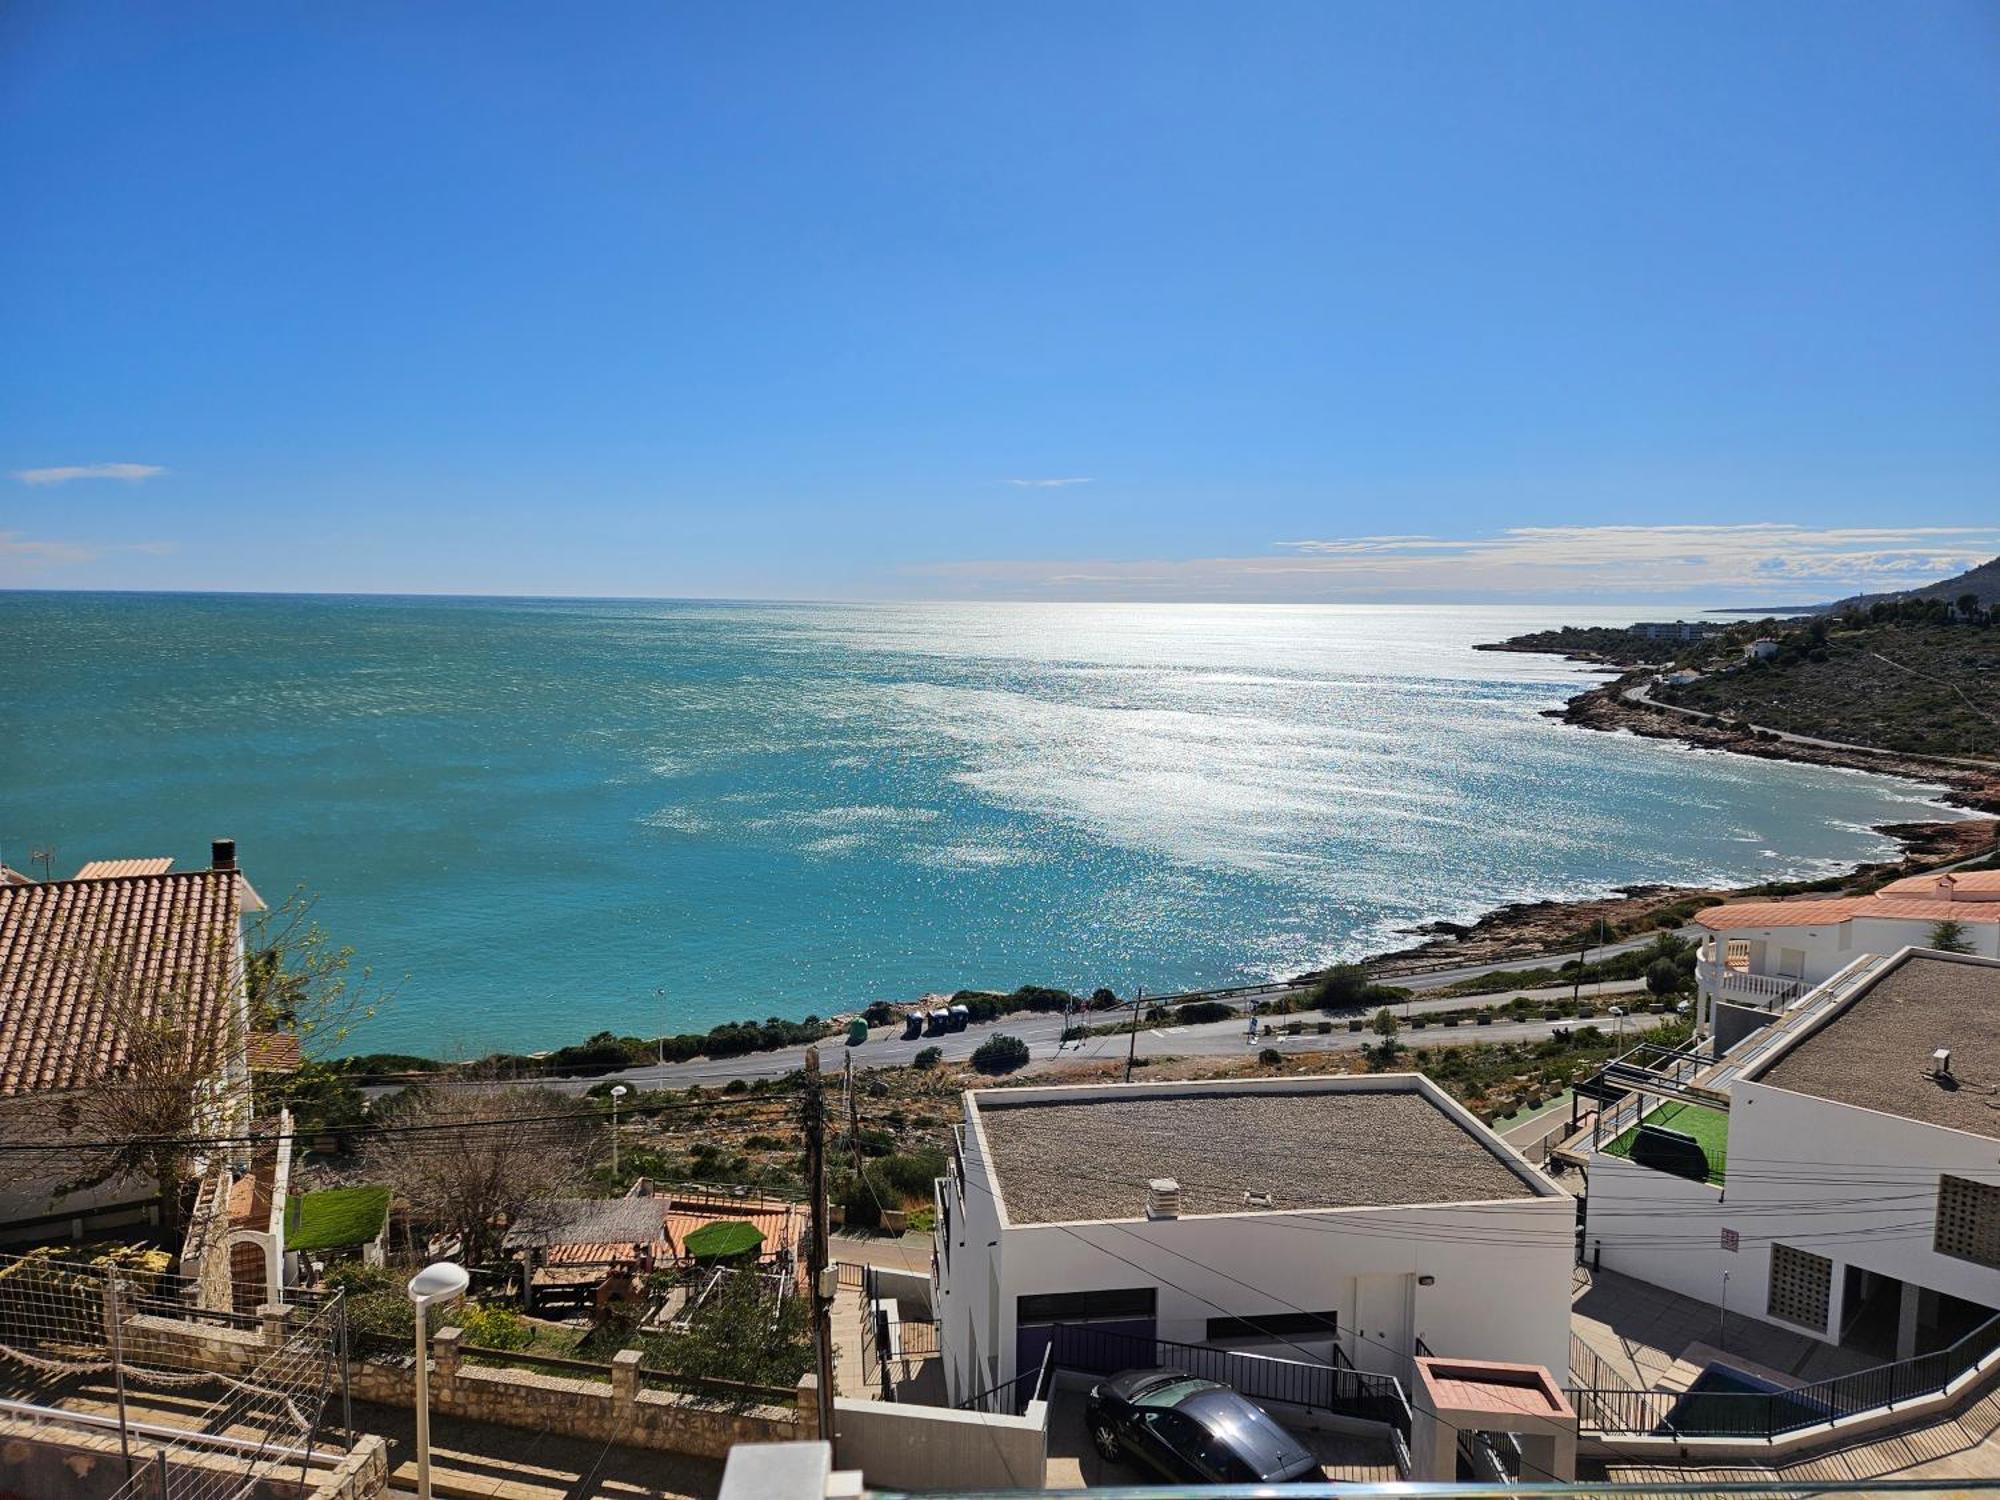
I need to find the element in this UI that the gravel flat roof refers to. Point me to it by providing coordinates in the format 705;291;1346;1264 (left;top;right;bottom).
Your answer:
1757;954;2000;1137
973;1083;1538;1224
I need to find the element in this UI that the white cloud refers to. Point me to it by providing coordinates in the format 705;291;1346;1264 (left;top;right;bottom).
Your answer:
908;524;2000;602
0;532;98;567
13;463;165;485
1003;477;1093;488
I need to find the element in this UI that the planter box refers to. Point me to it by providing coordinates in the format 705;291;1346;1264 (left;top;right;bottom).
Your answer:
881;1209;908;1235
1316;1021;1333;1034
1348;1019;1364;1032
1477;1015;1493;1025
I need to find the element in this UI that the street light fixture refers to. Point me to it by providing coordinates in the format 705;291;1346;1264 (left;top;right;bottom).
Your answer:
406;1261;469;1500
610;1084;630;1177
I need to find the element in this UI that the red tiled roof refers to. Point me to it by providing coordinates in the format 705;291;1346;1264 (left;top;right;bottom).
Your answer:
1877;869;2000;900
1696;892;2000;930
74;858;176;879
247;1032;301;1072
0;869;247;1096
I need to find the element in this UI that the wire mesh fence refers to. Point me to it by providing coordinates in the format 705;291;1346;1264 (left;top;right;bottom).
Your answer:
0;1249;348;1500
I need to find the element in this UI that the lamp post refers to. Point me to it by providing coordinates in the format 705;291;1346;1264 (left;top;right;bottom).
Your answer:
609;1084;629;1178
406;1262;469;1500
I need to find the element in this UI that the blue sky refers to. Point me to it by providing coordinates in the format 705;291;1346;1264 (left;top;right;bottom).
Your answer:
3;2;1996;602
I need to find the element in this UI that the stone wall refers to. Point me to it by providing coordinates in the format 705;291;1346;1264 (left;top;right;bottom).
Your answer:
348;1329;809;1461
0;1416;383;1500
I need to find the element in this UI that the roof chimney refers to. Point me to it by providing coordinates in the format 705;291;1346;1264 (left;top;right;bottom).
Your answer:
1145;1178;1181;1220
1939;874;1957;902
211;838;236;872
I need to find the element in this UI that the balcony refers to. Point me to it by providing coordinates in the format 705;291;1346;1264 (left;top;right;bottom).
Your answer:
1698;959;1802;1009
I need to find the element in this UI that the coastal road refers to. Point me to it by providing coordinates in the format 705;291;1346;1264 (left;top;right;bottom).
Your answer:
515;975;1654;1094
1622;681;2000;772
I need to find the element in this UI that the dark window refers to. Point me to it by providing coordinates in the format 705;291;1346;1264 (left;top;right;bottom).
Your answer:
1205;1310;1339;1343
1017;1287;1156;1325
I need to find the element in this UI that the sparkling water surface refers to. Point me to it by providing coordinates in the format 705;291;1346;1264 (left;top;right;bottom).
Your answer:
0;594;1963;1055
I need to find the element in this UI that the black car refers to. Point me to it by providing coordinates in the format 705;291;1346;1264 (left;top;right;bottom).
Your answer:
1085;1368;1319;1484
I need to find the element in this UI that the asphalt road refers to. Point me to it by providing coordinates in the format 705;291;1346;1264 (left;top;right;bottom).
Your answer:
520;972;1657;1094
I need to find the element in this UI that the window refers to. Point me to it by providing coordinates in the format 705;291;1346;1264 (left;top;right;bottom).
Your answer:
1936;1175;2000;1269
1017;1287;1156;1325
1767;1243;1832;1331
1205;1311;1339;1343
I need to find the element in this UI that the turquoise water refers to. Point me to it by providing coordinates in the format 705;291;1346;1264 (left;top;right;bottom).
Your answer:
0;593;1962;1056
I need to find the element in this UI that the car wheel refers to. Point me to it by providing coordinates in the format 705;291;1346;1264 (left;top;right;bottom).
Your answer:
1092;1421;1122;1461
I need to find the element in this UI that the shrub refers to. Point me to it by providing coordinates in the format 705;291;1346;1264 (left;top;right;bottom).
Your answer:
911;1046;943;1070
1258;1048;1284;1066
459;1302;533;1351
971;1034;1030;1074
1311;964;1372;1011
1176;1001;1233;1025
1645;957;1682;997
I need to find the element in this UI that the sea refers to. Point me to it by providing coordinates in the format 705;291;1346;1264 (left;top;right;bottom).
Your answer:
0;593;1967;1057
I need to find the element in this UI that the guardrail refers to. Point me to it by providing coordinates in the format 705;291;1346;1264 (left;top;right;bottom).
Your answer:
1571;1308;2000;1439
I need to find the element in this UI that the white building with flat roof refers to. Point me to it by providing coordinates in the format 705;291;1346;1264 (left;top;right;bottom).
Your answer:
930;1073;1574;1408
1584;950;2000;1364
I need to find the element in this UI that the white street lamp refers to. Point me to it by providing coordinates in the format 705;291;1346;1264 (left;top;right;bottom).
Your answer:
406;1261;469;1500
610;1085;630;1178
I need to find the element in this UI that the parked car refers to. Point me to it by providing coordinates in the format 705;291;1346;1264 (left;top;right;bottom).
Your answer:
1085;1368;1317;1484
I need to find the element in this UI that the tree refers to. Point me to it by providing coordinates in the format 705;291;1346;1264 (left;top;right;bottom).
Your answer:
366;1085;599;1268
1312;965;1371;1011
971;1034;1030;1074
639;1267;813;1402
1645;957;1683;997
1371;1007;1400;1041
1929;919;1976;955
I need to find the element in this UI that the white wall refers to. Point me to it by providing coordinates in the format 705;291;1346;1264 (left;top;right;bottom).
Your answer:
1722;1080;2000;1339
1584;1152;1731;1306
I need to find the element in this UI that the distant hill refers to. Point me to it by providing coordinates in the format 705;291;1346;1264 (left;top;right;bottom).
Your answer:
1818;555;2000;615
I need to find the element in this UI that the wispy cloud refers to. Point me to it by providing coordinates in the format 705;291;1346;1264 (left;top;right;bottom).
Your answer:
908;524;2000;602
13;462;165;486
0;533;177;578
1003;477;1093;489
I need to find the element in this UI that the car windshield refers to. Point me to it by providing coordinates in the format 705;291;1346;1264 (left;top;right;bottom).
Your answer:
1182;1391;1311;1476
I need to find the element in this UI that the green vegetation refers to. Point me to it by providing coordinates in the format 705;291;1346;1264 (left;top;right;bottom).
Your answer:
284;1185;391;1252
1930;919;1975;954
1477;626;1693;666
1604;1100;1730;1184
911;1045;943;1069
971;1033;1030;1074
633;1269;813;1401
1654;616;2000;758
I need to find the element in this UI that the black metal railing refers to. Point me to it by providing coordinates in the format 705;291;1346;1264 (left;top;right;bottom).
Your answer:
954;1342;1054;1416
1570;1308;2000;1439
1043;1322;1414;1438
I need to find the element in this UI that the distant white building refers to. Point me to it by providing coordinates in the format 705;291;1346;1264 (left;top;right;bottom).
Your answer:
1744;638;1781;661
1583;950;2000;1364
1632;621;1715;642
931;1074;1574;1407
1694;870;2000;1033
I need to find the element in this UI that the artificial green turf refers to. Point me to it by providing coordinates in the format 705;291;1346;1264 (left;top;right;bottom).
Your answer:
682;1220;764;1260
1604;1100;1729;1184
285;1186;392;1252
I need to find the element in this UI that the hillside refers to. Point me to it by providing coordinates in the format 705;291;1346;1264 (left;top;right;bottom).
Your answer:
1819;555;2000;614
1651;619;1999;759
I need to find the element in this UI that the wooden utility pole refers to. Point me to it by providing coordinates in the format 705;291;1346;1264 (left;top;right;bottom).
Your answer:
1124;987;1144;1083
803;1049;836;1440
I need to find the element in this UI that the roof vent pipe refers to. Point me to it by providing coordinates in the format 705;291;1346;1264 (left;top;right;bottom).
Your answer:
1146;1178;1181;1220
1933;1047;1954;1080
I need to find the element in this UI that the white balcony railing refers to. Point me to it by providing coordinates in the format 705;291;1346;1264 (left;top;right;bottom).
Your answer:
1699;962;1803;1007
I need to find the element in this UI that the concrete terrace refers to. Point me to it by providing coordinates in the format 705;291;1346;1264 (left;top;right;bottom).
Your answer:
972;1075;1547;1225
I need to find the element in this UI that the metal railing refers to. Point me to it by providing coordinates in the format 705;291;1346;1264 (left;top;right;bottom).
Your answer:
1041;1323;1414;1438
1571;1308;2000;1440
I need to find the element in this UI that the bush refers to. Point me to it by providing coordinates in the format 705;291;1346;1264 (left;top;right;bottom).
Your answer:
1175;1001;1233;1025
1311;964;1372;1011
1258;1048;1284;1066
459;1302;533;1351
971;1034;1030;1074
1645;958;1682;997
911;1046;943;1070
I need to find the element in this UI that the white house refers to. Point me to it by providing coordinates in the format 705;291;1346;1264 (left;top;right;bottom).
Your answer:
1584;949;2000;1364
1745;638;1781;661
931;1074;1574;1408
1694;868;2000;1036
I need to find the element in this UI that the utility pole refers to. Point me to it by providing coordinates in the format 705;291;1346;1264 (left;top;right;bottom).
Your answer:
1124;987;1144;1083
803;1049;836;1441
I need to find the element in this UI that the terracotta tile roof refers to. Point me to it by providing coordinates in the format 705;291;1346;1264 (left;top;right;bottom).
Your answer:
1696;893;2000;930
1878;869;2000;900
247;1033;302;1072
0;869;246;1096
73;858;176;879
